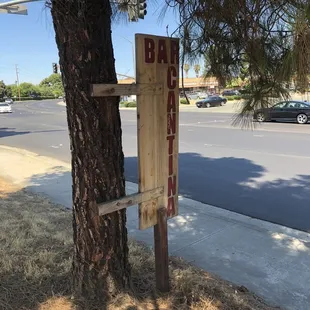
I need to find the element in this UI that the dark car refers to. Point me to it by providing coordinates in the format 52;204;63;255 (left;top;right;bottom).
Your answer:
196;96;227;108
253;100;310;124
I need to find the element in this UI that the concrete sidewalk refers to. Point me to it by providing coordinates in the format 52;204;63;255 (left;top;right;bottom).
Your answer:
0;145;309;310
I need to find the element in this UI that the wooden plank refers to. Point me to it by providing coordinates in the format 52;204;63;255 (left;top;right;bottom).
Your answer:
154;207;170;292
98;187;164;216
136;34;180;230
91;83;163;97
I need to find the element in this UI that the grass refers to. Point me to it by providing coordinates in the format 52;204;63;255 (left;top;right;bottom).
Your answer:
0;177;279;310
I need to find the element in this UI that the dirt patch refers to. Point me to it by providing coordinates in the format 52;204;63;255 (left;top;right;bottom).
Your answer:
0;177;279;310
0;178;21;198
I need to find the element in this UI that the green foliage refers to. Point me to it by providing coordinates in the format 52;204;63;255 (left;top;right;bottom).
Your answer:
39;73;64;97
226;78;242;89
2;74;64;100
1;73;64;101
5;84;17;97
180;98;190;104
224;95;245;101
184;63;190;77
40;86;54;97
19;82;41;97
0;80;6;98
176;0;310;125
120;101;137;107
125;101;137;107
233;95;242;100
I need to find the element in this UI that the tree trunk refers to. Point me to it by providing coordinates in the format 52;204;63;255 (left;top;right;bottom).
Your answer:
50;0;131;303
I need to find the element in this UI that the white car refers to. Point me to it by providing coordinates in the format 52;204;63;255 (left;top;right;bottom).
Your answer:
0;103;12;113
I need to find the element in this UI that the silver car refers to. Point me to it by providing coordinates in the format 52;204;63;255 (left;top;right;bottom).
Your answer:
5;98;14;104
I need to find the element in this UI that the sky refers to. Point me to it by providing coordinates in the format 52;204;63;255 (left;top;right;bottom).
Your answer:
0;0;199;85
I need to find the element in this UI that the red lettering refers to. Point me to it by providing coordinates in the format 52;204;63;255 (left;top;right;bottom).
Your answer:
170;40;179;64
167;113;176;135
167;135;175;155
167;91;176;113
144;38;155;63
168;175;176;196
167;66;177;89
168;154;173;175
167;196;175;217
157;40;168;64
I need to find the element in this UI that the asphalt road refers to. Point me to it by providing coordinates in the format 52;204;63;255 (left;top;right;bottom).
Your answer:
1;100;310;232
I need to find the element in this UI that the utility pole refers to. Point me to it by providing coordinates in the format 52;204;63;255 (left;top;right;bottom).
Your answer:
120;36;135;78
15;64;21;101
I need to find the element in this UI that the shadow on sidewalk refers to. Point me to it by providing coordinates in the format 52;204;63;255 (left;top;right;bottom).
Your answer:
125;153;310;232
26;152;310;232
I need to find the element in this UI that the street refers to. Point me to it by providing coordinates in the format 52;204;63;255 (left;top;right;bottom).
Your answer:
1;99;310;231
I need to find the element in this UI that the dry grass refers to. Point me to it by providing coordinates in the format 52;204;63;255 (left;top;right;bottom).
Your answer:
0;177;280;310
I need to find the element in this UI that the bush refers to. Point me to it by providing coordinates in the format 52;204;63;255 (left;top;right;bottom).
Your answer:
224;95;243;101
233;95;242;100
180;98;190;105
121;101;137;108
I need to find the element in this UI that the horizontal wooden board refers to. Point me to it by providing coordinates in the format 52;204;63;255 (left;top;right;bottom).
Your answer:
91;83;163;97
98;187;164;216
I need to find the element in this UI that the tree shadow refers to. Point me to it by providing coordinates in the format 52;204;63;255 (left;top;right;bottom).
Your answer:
125;153;310;232
0;127;31;138
11;152;310;309
0;127;66;138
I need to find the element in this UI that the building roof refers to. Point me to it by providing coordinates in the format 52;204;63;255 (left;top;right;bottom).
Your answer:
118;77;219;88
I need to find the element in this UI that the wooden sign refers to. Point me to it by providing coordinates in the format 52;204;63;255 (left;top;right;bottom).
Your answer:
136;34;179;230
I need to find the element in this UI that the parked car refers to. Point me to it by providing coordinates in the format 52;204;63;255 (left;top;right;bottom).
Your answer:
5;98;14;104
0;103;12;113
222;90;240;96
253;100;310;124
196;96;227;108
186;92;199;100
197;92;209;99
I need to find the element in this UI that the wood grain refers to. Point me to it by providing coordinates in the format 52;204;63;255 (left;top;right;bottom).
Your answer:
98;187;164;216
91;83;163;97
154;207;169;292
136;34;179;230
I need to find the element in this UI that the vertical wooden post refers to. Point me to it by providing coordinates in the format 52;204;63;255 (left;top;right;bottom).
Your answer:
154;207;169;292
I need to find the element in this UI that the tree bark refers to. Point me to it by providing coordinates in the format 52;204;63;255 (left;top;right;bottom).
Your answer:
50;0;131;303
